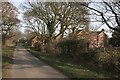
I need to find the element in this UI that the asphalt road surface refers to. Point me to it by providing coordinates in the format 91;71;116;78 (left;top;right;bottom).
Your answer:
5;45;68;78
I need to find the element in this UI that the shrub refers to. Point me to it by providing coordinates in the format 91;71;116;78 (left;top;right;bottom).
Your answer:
56;39;89;60
44;43;56;54
96;47;120;76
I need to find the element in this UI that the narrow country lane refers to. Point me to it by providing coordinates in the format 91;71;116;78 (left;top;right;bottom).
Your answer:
5;45;68;78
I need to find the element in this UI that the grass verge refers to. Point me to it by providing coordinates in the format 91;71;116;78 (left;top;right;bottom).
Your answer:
2;46;15;70
2;46;15;65
2;46;15;78
26;46;109;79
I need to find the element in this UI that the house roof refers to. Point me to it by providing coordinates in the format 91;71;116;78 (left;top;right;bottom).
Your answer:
98;31;107;37
89;31;101;35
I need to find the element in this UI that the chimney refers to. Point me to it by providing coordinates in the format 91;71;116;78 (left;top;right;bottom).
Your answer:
101;29;105;32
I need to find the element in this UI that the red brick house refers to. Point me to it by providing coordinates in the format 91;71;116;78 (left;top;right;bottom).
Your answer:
89;30;108;48
74;29;108;48
98;31;108;48
31;36;40;47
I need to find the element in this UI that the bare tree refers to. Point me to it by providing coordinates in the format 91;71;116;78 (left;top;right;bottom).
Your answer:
23;1;89;43
1;2;20;46
1;2;20;33
81;1;120;33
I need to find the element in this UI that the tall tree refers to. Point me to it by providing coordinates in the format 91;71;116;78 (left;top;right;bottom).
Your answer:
23;1;89;44
1;2;20;32
1;2;20;46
